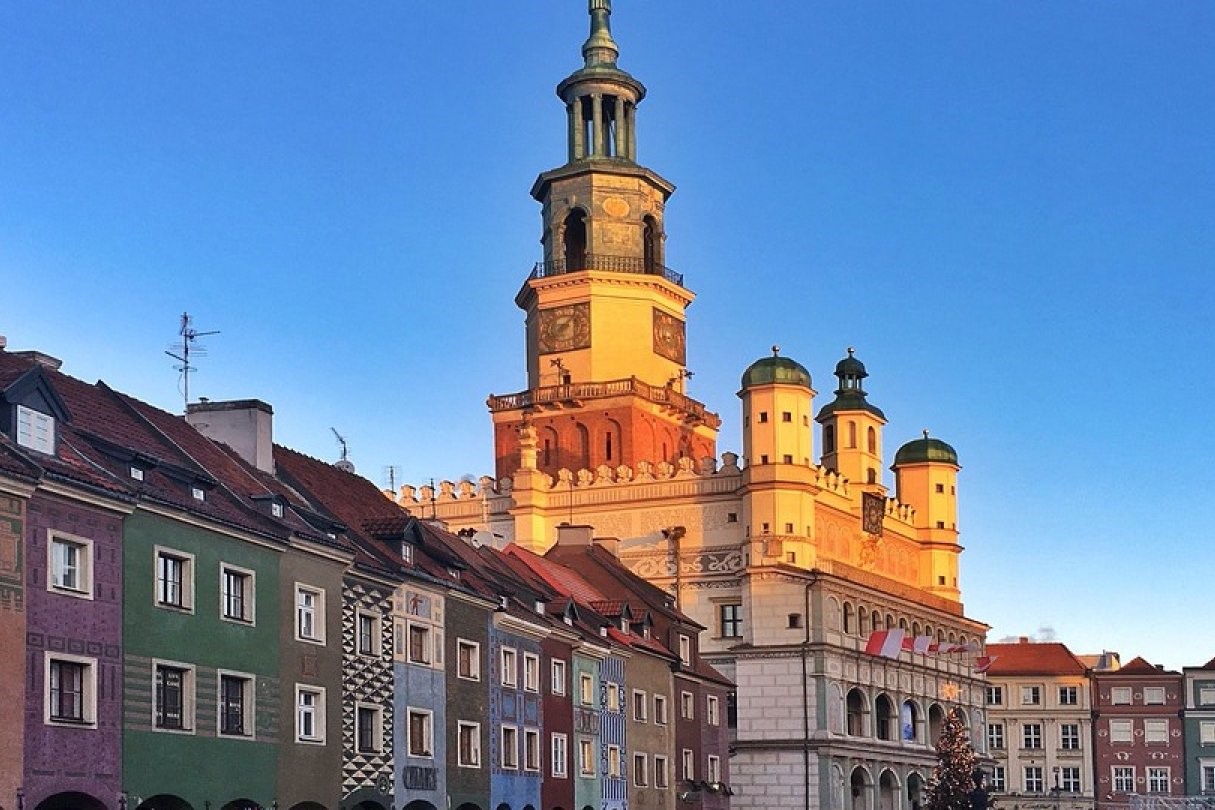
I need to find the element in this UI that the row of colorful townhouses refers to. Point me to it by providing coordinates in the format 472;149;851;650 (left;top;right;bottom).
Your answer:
0;344;733;810
982;639;1215;810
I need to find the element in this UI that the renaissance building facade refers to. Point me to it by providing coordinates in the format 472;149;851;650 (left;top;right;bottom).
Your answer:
395;3;991;809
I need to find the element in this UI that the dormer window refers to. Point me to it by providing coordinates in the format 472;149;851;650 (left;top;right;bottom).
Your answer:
16;405;55;454
448;568;460;581
130;466;145;481
271;502;284;518
401;543;414;565
191;486;206;502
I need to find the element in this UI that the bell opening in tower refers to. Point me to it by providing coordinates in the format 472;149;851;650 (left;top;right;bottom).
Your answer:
563;209;587;272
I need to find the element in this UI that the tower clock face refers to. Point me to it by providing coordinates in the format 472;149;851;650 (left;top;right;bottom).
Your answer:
537;303;591;354
652;308;686;365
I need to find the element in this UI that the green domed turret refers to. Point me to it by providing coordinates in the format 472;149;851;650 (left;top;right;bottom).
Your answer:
893;431;959;467
740;346;812;390
815;348;885;420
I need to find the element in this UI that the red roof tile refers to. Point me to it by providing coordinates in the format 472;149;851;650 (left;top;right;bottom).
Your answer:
985;641;1087;676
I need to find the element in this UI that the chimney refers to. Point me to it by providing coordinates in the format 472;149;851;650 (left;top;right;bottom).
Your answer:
1019;636;1030;644
555;524;594;547
594;536;620;557
186;399;275;473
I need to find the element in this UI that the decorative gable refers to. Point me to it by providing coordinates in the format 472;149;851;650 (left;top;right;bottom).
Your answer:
2;365;71;456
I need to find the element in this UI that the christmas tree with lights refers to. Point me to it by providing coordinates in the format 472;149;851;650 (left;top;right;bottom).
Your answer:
926;708;988;810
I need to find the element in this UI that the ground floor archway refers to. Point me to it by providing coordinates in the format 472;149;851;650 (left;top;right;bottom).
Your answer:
135;796;193;810
35;794;107;810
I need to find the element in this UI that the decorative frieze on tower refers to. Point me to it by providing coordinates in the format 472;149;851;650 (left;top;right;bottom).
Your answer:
488;0;719;480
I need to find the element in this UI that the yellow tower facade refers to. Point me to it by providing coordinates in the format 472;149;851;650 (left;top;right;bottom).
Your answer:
893;432;962;599
816;348;887;491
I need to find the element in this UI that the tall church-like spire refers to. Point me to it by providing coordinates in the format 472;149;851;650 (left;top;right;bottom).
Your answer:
582;0;619;68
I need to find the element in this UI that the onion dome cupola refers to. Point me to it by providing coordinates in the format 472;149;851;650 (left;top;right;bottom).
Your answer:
738;346;816;470
815;348;887;488
740;350;813;391
892;430;962;600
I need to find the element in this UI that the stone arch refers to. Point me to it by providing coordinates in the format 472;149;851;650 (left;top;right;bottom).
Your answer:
878;769;901;810
850;765;875;810
403;802;438;810
454;805;483;810
826;596;842;632
907;772;927;810
901;698;923;743
135;797;194;810
562;208;588;270
874;692;897;740
287;804;326;810
35;794;107;810
220;801;261;810
843;602;855;634
928;702;946;744
846;687;870;736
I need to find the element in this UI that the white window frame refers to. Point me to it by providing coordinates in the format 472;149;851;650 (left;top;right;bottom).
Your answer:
152;658;196;734
607;744;621;778
654;693;668;725
407;707;434;758
988;722;1005;749
678;634;691;665
457;639;480;681
501;724;519;769
681;690;695;720
295;583;325;644
1200;720;1215;745
1112;766;1136;793
633;752;649;786
1024;765;1044;793
216;669;256;739
655;754;669;789
357;610;380;657
1147;766;1170;794
1060;722;1080;750
633;689;648;722
1058;685;1079;705
1060;766;1081;792
707;694;720;726
1110;719;1133;743
990;766;1006;792
985;685;1003;705
1022;722;1042;749
154;546;194;612
500;646;518;687
355;702;383;754
579;736;595;775
551;659;567;695
1144;686;1166;705
1201;761;1215;792
16;404;55;453
48;531;93;599
524;727;541;772
1200;687;1215;706
44;651;97;727
1111;686;1133;705
707;754;721;783
407;621;432;665
605;680;620;712
219;563;255;624
295;684;326;744
551;732;568;777
579;672;595;705
523;652;540;692
130;465;144;481
457;720;481;767
681;748;695;780
1144;718;1169;743
1021;685;1042;705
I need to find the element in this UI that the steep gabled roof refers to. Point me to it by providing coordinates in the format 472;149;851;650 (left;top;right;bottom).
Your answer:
985;642;1087;676
1113;656;1179;676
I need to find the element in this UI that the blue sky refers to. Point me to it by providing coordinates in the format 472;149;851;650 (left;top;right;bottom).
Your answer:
2;2;1212;671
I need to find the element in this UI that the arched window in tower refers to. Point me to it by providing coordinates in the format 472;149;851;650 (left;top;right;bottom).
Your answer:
848;421;857;449
563;209;588;272
867;467;877;484
867;426;877;454
602;419;622;466
541;427;559;470
575;423;590;470
823;424;836;454
643;215;660;273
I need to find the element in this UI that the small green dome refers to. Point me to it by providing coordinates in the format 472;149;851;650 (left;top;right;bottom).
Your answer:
740;346;812;390
835;352;867;379
893;432;959;467
815;347;885;420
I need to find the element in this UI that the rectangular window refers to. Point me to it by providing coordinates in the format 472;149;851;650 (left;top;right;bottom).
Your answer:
1201;687;1215;706
985;685;1003;705
457;639;480;680
707;754;721;783
524;728;541;771
296;585;324;643
408;623;431;664
681;748;695;781
655;755;669;789
1201;720;1215;744
1112;686;1133;705
501;725;519;769
1022;723;1042;749
357;704;381;753
1024;766;1044;793
218;672;253;736
523;653;540;692
221;565;254;623
1145;718;1169;743
782;411;792;422
48;657;90;724
681;690;694;720
633;689;648;721
16;405;55;454
155;548;193;610
1144;686;1166;705
707;694;720;726
458;721;481;767
49;533;91;596
1060;723;1080;750
154;662;193;731
357;612;378;656
1113;766;1135;793
1110;719;1133;743
987;723;1005;750
1021;685;1041;705
720;603;742;638
605;681;620;712
607;744;621;778
1203;764;1215;792
678;635;691;665
1060;767;1081;792
990;767;1005;792
579;737;595;775
1148;767;1169;794
1059;685;1078;705
501;647;518;687
408;708;433;757
634;753;649;786
654;694;668;724
551;659;566;695
551;732;568;777
296;685;325;743
580;673;595;705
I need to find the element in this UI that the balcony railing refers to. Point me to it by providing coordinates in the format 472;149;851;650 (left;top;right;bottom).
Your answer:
487;376;720;428
529;254;684;287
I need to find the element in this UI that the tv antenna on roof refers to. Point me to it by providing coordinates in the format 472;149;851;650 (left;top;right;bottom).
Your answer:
165;312;220;413
332;428;356;473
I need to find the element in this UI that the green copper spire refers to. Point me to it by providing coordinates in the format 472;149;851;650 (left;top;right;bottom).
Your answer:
582;0;619;68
